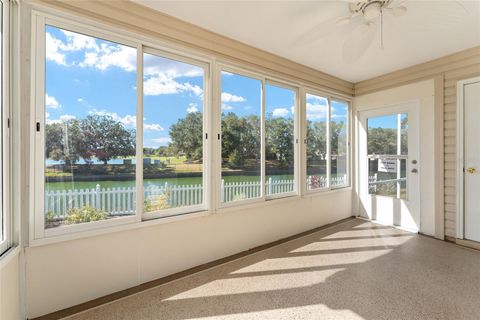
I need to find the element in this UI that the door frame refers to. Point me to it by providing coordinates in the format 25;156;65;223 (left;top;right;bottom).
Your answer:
456;76;480;239
357;101;421;232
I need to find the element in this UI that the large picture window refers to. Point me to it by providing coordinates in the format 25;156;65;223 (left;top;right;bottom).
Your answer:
220;71;262;203
306;93;350;191
265;83;296;196
33;15;350;240
143;51;206;216
43;25;137;230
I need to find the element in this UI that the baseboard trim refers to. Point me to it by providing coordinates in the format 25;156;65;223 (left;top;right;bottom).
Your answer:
30;216;356;320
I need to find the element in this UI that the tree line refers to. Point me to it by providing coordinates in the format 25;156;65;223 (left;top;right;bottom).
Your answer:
46;112;348;168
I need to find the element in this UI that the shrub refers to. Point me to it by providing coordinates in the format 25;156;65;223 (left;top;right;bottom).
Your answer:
144;192;170;212
65;206;109;224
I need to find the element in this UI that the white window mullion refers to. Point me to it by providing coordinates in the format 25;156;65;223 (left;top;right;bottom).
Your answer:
136;44;143;222
299;87;306;196
260;79;266;199
213;62;221;211
326;97;332;189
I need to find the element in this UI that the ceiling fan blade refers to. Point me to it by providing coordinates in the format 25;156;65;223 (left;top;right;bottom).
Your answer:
453;0;468;14
291;16;348;47
342;24;378;64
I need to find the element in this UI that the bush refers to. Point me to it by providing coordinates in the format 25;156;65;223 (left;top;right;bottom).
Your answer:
65;206;109;224
144;192;170;212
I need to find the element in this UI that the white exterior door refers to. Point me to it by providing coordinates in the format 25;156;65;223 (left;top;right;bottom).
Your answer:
464;80;480;243
358;103;420;232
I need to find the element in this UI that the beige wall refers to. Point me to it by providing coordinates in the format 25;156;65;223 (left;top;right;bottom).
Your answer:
0;249;21;320
355;47;480;238
25;190;352;318
353;80;437;236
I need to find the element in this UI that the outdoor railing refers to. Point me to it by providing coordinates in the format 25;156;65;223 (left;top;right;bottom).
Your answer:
45;175;358;220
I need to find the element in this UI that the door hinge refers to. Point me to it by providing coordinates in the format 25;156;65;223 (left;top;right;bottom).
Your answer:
205;133;208;139
36;122;40;132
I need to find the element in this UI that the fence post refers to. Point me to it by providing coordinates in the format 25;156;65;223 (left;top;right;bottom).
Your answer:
268;177;272;195
221;179;225;203
95;184;101;209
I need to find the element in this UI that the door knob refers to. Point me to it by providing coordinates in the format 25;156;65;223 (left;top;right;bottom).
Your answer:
411;168;418;173
466;167;477;174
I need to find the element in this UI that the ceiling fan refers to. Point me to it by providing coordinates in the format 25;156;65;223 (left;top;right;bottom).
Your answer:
292;0;468;63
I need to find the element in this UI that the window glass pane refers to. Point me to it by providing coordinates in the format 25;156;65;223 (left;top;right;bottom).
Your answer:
142;53;204;213
44;26;137;228
221;71;261;203
367;113;408;200
330;100;348;187
265;84;295;196
306;93;328;190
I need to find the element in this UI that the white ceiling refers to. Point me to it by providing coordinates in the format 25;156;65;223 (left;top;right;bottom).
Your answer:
134;0;480;82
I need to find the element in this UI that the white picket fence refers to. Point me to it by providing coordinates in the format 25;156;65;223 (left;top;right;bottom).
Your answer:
45;175;359;219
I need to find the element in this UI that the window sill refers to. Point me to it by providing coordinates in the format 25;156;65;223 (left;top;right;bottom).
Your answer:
28;186;352;248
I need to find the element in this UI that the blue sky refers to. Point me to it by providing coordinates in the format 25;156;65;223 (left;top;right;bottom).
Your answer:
45;25;348;151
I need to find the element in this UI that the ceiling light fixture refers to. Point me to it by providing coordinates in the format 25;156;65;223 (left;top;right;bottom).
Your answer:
363;2;382;20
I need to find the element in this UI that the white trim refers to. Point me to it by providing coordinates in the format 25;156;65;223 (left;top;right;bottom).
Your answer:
135;43;144;223
0;0;10;255
456;76;480;239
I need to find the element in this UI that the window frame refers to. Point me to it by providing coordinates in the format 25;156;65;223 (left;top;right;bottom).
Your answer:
140;46;211;221
216;64;302;209
303;89;351;195
0;0;10;255
264;79;299;200
330;98;351;190
29;7;352;244
33;17;142;239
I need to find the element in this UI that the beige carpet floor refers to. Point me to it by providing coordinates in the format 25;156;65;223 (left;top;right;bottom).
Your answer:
65;219;480;320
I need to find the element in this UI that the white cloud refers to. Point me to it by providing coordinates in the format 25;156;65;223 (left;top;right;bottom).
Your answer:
143;74;203;97
221;92;245;103
153;137;171;145
272;108;290;118
77;98;83;102
291;106;295;114
187;103;199;113
144;123;164;132
46;114;76;125
80;43;136;72
45;94;60;109
221;104;233;111
306;102;328;120
45;33;67;65
60;115;76;122
89;109;136;127
144;54;203;78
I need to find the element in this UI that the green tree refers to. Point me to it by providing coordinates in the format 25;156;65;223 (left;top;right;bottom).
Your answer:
306;120;327;161
45;119;84;166
80;114;136;164
221;113;261;167
169;112;203;161
265;115;294;167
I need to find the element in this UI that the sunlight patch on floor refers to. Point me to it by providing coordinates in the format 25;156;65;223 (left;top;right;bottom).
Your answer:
186;304;365;320
165;268;344;301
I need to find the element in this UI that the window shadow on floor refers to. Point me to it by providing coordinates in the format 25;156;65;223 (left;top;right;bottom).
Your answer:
69;219;480;320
